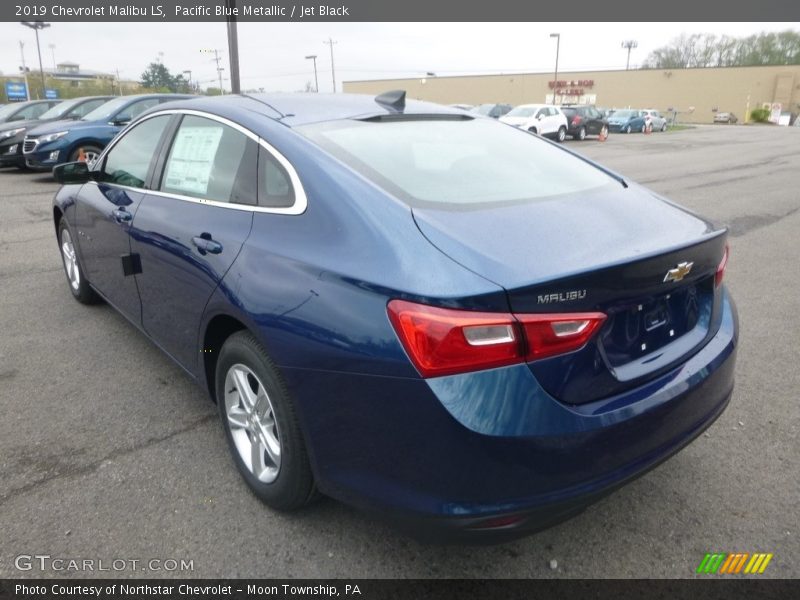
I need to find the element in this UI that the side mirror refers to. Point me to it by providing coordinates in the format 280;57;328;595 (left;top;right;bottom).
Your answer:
53;161;93;184
111;114;131;126
537;114;544;120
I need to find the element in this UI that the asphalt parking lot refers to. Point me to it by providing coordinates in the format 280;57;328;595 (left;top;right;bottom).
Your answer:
1;124;798;579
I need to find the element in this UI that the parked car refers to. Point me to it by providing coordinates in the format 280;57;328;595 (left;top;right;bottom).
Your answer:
500;103;568;142
714;112;738;124
0;99;61;128
560;105;609;140
471;103;513;119
607;109;667;133
0;96;113;168
52;92;737;541
23;93;194;171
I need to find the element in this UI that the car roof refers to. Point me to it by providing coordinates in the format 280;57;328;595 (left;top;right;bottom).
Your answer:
151;92;461;128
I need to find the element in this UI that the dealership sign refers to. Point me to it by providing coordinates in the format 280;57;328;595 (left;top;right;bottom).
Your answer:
5;81;28;101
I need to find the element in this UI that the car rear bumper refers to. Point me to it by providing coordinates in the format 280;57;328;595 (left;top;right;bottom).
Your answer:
280;288;738;541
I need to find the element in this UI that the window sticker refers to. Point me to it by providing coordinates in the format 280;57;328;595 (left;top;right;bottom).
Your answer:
164;126;224;196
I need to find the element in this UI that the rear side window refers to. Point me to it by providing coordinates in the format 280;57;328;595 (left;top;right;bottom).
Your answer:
161;115;257;205
70;98;108;118
100;115;171;188
298;117;613;207
258;147;294;208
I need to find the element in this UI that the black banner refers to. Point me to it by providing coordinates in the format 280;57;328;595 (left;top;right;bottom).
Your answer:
1;579;799;600
3;0;800;22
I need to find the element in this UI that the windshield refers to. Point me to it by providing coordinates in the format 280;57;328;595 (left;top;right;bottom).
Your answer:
38;98;86;120
298;117;614;207
612;110;637;119
472;104;494;116
81;96;134;121
0;103;23;120
505;106;538;118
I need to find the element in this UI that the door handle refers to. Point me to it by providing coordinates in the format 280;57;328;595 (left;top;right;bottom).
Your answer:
112;208;132;223
192;235;222;255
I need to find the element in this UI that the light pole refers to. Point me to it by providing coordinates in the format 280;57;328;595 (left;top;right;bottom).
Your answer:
21;21;50;99
550;33;560;105
621;40;638;70
305;55;319;92
324;37;337;92
18;41;31;101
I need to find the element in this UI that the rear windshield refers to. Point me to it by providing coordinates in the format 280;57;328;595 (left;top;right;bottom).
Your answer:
298;117;613;207
561;107;578;117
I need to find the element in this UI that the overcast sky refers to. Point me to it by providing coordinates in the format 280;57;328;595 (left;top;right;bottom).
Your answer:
1;22;796;93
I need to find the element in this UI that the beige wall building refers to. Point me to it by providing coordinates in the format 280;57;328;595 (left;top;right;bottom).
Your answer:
344;65;800;123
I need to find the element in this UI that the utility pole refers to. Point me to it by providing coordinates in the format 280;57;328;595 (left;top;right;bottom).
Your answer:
550;33;560;105
19;41;31;101
305;55;318;92
21;21;50;99
225;0;241;94
201;49;225;94
324;37;337;93
621;40;638;70
183;70;193;93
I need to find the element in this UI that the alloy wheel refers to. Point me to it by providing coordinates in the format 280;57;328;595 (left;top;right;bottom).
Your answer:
224;364;282;483
60;229;80;291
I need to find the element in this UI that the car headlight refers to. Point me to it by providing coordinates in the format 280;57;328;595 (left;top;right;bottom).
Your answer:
0;128;26;140
39;131;69;144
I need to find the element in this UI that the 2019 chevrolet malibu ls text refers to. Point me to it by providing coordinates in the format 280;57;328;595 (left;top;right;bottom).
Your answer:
52;92;737;541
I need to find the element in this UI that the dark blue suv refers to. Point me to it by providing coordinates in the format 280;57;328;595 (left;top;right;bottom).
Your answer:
23;93;194;170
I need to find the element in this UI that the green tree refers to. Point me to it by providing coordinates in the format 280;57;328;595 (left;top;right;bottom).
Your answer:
140;62;185;92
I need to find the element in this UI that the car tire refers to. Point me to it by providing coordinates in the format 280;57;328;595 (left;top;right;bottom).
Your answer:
58;218;99;305
625;125;632;134
69;144;103;165
576;126;586;141
216;331;316;511
661;122;668;132
557;126;566;143
641;124;647;133
528;126;538;135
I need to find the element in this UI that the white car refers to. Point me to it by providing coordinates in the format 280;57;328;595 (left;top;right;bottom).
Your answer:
499;104;568;142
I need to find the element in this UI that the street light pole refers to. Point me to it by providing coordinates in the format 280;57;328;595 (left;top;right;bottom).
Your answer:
18;41;31;101
621;40;638;70
324;37;337;92
550;33;560;105
21;21;50;99
305;55;319;92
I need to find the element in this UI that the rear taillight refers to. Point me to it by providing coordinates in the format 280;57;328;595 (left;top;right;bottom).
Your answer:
517;312;607;361
387;300;606;377
715;244;729;287
571;115;583;126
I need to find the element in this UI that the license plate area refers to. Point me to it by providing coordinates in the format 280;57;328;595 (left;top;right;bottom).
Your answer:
599;278;713;368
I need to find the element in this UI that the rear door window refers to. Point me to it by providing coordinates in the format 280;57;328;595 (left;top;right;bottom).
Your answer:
160;115;258;205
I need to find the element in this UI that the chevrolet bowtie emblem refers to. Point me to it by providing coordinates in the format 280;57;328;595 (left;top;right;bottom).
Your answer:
663;261;694;283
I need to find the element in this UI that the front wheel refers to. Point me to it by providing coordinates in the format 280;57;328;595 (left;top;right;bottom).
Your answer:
216;331;316;511
58;218;99;304
625;125;632;134
556;126;566;143
69;144;103;165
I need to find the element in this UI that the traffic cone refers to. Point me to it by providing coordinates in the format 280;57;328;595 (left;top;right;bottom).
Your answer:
77;147;87;162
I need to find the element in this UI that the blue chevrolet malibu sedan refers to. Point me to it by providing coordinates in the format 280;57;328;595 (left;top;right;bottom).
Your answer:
52;92;737;541
23;93;193;170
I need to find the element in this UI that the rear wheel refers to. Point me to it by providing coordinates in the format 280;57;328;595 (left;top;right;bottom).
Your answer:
661;122;668;132
58;218;99;304
216;331;316;511
556;126;566;143
576;126;587;141
641;123;647;133
625;125;632;134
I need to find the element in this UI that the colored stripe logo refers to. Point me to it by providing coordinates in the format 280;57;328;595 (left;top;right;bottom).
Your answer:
696;552;773;574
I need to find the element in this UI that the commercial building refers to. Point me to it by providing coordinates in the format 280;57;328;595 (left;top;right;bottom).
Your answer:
344;65;800;123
